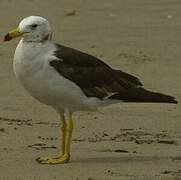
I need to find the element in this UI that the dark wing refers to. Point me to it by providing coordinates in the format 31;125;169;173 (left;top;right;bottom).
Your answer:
113;69;142;87
50;44;143;100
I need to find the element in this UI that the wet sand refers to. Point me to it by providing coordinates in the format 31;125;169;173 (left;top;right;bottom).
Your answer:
0;0;180;179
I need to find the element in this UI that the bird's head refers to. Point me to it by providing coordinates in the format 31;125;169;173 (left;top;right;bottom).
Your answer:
4;16;52;42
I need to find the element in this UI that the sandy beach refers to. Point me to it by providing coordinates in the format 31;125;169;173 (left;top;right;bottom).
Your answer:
0;0;180;179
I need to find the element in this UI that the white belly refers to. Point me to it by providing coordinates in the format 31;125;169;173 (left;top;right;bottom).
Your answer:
13;40;100;112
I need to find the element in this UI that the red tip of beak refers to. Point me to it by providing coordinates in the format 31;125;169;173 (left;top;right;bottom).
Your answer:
4;33;12;42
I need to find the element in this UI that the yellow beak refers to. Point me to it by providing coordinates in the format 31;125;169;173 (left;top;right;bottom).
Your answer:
4;28;24;41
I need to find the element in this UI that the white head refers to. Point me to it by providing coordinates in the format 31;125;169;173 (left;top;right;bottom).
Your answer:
4;16;52;42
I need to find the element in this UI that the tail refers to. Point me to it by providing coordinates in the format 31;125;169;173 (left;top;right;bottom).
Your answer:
110;88;178;104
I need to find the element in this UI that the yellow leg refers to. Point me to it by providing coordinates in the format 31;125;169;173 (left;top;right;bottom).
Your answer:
60;116;66;155
64;112;73;159
36;111;74;164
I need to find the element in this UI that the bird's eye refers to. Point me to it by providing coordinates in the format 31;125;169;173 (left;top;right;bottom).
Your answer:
31;24;38;28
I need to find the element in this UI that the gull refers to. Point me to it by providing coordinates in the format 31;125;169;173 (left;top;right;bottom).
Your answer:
4;16;177;164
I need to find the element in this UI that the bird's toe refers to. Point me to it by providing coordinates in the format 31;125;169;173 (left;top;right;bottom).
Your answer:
36;155;70;164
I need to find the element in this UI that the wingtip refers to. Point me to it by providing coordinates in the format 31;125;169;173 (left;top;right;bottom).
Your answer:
169;96;178;104
173;99;178;104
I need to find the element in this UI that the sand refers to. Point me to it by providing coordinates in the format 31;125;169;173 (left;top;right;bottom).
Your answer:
0;0;180;179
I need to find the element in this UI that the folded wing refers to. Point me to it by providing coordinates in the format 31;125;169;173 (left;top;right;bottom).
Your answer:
50;44;177;104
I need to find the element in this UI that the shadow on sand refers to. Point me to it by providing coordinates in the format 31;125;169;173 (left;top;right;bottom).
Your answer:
73;155;170;164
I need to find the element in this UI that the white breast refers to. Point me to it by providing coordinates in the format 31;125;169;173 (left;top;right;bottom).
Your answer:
13;40;100;112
